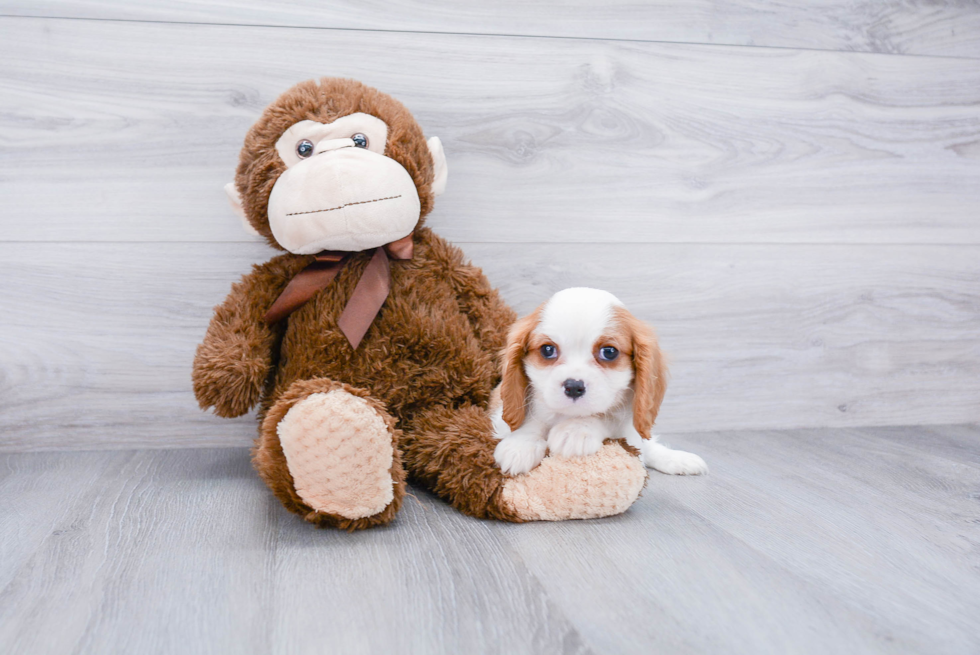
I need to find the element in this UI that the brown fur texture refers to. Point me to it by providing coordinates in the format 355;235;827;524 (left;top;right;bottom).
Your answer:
499;307;542;431
612;307;669;438
194;222;521;527
234;78;436;248
193;78;644;528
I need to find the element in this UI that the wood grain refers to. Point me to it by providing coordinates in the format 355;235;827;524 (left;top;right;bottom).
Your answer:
1;242;977;451
2;425;978;653
2;9;978;652
3;1;980;58
2;17;979;245
0;449;592;655
499;424;980;654
0;451;120;596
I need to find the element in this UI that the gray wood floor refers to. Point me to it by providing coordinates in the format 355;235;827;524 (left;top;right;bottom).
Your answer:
2;424;978;655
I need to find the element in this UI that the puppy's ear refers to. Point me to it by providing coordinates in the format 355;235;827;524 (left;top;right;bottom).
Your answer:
500;309;539;431
619;309;668;439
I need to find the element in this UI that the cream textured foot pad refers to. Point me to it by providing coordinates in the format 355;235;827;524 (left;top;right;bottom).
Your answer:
277;390;394;520
501;443;647;521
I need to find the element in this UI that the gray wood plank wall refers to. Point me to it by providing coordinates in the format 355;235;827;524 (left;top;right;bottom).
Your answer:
5;1;980;58
1;4;978;451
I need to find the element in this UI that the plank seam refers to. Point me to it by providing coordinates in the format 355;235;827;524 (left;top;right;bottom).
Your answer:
2;241;980;247
2;13;979;62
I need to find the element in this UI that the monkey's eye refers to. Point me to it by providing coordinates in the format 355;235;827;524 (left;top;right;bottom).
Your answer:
296;139;314;158
598;346;619;361
351;133;369;148
540;344;558;360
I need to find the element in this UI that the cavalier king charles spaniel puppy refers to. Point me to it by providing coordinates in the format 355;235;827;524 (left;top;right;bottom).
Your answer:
491;287;708;477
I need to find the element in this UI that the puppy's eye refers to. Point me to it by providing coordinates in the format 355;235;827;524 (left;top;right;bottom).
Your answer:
540;344;558;359
296;139;314;158
598;346;619;361
351;133;369;148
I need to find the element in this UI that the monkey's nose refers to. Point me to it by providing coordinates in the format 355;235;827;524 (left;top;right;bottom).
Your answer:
313;138;355;155
562;379;586;399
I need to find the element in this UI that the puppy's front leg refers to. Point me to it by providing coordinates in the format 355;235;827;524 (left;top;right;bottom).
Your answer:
493;418;548;476
547;416;608;458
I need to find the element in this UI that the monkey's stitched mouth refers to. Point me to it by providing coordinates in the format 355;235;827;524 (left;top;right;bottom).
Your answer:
286;195;403;217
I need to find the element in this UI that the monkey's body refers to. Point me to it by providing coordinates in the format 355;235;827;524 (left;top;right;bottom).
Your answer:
264;229;509;420
192;78;647;529
256;228;523;527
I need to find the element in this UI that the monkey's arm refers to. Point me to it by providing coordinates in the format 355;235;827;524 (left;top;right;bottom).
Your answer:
450;262;517;357
416;229;517;357
192;254;307;418
416;228;517;355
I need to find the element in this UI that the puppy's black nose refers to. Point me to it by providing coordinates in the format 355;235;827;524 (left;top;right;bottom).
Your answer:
563;379;586;399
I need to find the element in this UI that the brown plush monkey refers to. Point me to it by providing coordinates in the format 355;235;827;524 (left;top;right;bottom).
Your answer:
192;78;647;529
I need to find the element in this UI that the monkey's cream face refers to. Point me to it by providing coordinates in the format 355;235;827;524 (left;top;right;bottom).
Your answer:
267;113;424;254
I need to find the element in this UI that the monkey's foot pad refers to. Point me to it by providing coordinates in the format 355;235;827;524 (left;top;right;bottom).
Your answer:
277;389;395;520
501;443;647;521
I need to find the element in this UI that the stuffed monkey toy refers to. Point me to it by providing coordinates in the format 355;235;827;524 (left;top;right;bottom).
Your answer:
192;78;647;529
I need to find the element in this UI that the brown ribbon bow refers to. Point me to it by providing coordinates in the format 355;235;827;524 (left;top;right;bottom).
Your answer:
264;233;414;349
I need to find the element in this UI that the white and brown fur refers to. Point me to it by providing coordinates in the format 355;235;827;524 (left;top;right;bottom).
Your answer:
491;288;707;477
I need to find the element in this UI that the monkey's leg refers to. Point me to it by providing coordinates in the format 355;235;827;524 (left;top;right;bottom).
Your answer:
400;404;648;522
254;378;405;530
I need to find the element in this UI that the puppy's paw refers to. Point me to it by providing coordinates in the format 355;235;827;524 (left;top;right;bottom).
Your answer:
495;437;547;476
654;450;709;475
547;419;605;458
490;407;511;439
643;442;709;475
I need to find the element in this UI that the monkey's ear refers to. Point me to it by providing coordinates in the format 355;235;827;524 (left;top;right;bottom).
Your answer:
224;182;261;237
427;137;448;196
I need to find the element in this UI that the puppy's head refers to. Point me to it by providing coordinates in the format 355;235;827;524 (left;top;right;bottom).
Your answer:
500;288;668;438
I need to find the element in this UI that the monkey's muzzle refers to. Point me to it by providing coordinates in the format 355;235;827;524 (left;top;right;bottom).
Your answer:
268;148;421;255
